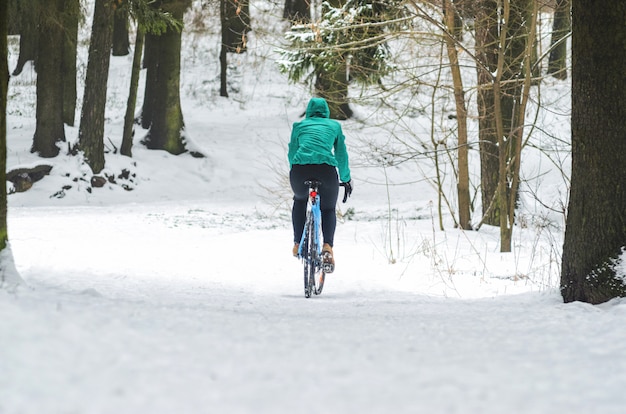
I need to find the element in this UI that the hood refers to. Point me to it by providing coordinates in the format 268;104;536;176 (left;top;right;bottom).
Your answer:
305;97;330;119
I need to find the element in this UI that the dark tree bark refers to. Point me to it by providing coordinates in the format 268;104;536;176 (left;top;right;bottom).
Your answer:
219;43;228;98
222;0;250;53
140;33;157;129
121;28;145;157
314;0;352;120
78;0;115;174
1;0;10;251
11;0;38;76
8;0;19;34
2;0;24;286
62;0;79;126
283;0;310;22
561;2;626;304
475;0;500;226
547;0;570;80
220;0;251;97
112;1;130;56
315;65;352;120
220;0;229;98
142;0;190;155
32;0;65;157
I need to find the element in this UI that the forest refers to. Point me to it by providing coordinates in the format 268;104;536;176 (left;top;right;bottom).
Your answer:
3;1;626;412
1;0;625;305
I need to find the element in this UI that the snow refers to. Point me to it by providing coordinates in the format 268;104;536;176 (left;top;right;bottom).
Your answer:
3;2;626;413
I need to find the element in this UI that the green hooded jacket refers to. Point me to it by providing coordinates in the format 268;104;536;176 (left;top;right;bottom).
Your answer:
288;98;351;183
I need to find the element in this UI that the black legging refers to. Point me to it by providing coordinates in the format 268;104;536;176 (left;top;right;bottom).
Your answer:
290;164;339;247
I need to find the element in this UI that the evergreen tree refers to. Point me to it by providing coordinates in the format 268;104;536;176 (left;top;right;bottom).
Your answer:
278;0;401;119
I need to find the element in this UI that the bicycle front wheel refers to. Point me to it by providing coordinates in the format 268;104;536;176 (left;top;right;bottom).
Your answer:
303;212;316;298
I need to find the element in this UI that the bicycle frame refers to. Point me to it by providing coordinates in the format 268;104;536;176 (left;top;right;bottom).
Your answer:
298;187;322;258
298;180;325;297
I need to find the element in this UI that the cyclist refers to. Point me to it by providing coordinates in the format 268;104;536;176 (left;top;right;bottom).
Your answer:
288;97;352;272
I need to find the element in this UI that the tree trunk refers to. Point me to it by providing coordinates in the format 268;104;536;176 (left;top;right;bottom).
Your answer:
112;1;130;56
78;0;114;174
443;0;471;230
1;0;9;251
32;0;65;157
222;0;250;53
142;0;190;155
475;0;500;226
62;0;79;126
475;0;531;242
140;33;157;129
219;44;228;97
283;0;310;22
547;0;570;80
561;1;626;304
315;67;352;120
11;0;38;76
220;0;250;97
314;0;352;120
220;0;229;97
8;0;19;34
2;0;24;287
122;27;145;157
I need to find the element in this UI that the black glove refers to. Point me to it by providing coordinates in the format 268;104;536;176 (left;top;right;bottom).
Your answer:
340;181;352;203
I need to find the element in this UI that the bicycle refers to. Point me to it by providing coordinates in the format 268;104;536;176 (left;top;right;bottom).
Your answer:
296;180;350;298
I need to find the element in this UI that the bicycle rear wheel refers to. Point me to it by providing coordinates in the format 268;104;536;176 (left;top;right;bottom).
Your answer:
303;211;315;298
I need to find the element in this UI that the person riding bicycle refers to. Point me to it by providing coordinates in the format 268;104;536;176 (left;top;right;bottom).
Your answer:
288;97;352;272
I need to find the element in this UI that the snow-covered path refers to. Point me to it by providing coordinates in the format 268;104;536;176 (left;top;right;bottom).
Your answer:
3;204;626;414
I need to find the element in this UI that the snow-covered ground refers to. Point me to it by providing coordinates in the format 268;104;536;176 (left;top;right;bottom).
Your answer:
3;2;626;413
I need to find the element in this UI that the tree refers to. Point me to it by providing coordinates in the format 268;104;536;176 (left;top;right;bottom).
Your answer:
443;0;471;230
314;0;352;120
140;0;191;155
62;0;80;126
124;0;182;155
474;0;536;252
547;0;570;80
1;0;23;287
113;0;131;56
11;0;38;76
121;27;144;157
32;0;66;157
13;0;79;127
278;0;399;119
220;0;251;97
560;2;626;304
283;0;310;21
77;0;115;174
1;0;9;251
